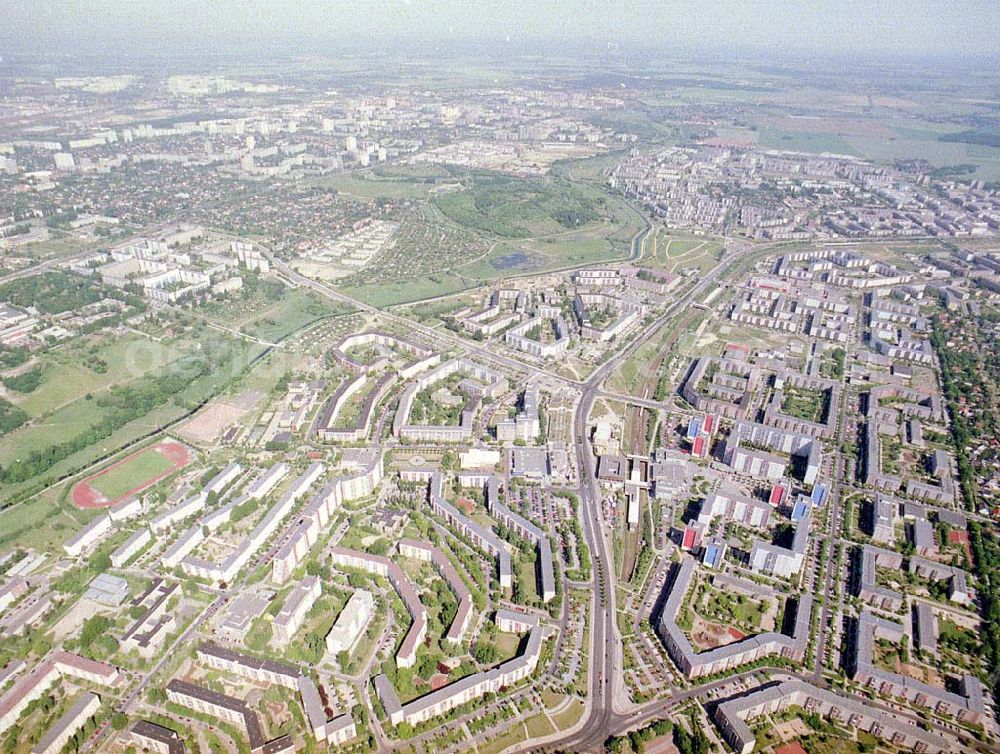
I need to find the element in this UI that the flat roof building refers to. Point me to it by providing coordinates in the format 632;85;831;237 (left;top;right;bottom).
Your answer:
714;680;948;754
83;573;130;606
110;527;151;567
748;512;810;579
913;602;938;656
657;558;811;679
297;675;356;746
850;610;984;724
191;642;355;748
478;476;555;603
328;547;426;668
0;652;120;733
412;471;513;591
398;539;473;644
272;576;321;648
375;625;544;727
856;545;904;611
325;589;374;656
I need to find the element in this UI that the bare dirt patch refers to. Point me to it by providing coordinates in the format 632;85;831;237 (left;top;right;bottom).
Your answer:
690;616;743;651
177;390;263;443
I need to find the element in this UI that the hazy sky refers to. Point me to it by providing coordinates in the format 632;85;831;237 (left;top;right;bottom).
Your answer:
3;0;998;59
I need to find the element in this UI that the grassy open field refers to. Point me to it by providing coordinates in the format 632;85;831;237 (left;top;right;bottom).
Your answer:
550;697;585;731
0;484;96;552
549;149;631;183
748;113;1000;180
581;109;680;142
10;334;193;418
478;724;528;754
606;319;678;396
342;272;474;308
395;292;481;322
642;230;726;275
331;163;645;307
0;334;263;506
515;553;540;605
433;173;622;239
459;236;617;278
0;398;124;462
88;447;174;500
456;191;642;278
3;230;102;263
201;280;350;342
343;204;642;307
755;127;856;155
0;298;332;537
524;714;555;739
0;402;188;507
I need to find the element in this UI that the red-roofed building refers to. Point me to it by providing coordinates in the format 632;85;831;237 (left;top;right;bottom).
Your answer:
769;484;786;507
681;524;703;552
692;436;707;459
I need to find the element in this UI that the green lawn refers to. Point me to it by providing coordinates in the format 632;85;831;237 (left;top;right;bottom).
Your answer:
848;134;1000;181
16;363;108;417
334;171;642;308
13;335;187;418
201;285;349;343
0;485;98;553
541;690;565;710
550;697;584;731
0;335;262;506
698;586;770;634
749;117;1000;181
640;230;725;275
457;236;623;281
524;714;555;739
0;398;111;463
342;273;474;308
663;238;706;258
396;293;480;322
6;232;96;263
336;209;492;289
495;632;522;662
606;312;705;396
0;402;187;507
781;386;828;423
515;554;540;605
434;174;611;238
89;447;175;500
477;724;527;754
755;127;857;155
550;149;632;183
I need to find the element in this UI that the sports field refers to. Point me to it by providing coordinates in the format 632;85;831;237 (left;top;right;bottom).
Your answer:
91;451;172;500
71;440;190;509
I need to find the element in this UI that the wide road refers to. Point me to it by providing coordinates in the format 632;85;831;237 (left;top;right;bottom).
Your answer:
519;241;752;753
532;235;980;752
269;211;651;391
271;232;784;753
